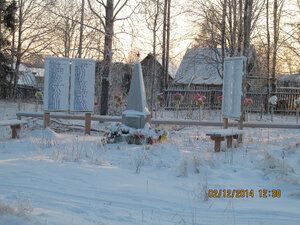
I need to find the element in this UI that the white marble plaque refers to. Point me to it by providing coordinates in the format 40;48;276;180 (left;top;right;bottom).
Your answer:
70;59;95;112
44;56;70;111
222;57;246;120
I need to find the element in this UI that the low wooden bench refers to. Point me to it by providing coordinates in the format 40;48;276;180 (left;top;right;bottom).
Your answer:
206;129;244;152
0;119;27;138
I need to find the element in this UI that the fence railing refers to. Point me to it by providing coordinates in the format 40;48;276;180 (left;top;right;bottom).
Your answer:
163;87;300;113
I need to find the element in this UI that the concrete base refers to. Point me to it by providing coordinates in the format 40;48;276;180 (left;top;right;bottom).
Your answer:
122;110;151;129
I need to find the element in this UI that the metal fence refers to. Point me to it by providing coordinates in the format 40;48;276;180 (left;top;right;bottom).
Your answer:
162;86;300;114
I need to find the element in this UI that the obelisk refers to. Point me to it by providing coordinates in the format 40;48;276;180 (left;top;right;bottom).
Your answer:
122;62;151;128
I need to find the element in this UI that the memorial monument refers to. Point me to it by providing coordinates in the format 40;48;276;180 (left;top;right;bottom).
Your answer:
122;62;151;129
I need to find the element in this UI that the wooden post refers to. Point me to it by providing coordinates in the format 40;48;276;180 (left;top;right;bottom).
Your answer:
238;101;244;143
296;108;299;124
155;101;157;119
10;124;20;139
35;100;38;112
189;97;193;119
44;112;50;128
176;103;179;119
226;136;233;148
223;117;228;129
211;136;224;152
238;119;243;143
260;104;264;120
271;107;274;122
199;106;201;120
238;75;246;143
18;99;21;111
84;113;91;135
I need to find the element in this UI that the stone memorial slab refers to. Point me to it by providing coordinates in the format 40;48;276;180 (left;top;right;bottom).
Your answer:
222;56;246;120
44;56;70;112
70;59;95;112
122;62;151;129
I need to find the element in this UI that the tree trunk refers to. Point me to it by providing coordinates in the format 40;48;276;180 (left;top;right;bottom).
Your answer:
243;0;253;94
266;0;271;101
64;20;69;58
271;0;278;93
165;0;171;89
221;0;227;70
237;0;243;55
14;0;24;99
162;0;167;90
150;0;160;113
100;0;114;115
228;0;234;56
10;26;15;93
78;0;85;58
232;0;237;56
243;0;253;58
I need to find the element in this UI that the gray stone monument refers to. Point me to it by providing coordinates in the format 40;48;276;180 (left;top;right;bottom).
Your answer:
122;62;151;129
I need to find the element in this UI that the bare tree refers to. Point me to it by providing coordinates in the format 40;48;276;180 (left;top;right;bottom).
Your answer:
271;0;285;92
41;0;104;60
139;0;163;111
88;0;130;115
190;0;265;79
162;0;171;89
12;0;53;97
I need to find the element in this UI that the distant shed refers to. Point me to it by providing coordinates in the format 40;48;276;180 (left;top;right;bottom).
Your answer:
141;53;177;107
174;48;223;89
277;74;300;88
14;64;39;99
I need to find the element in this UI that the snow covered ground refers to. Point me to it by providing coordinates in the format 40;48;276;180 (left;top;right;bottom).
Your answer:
0;100;300;225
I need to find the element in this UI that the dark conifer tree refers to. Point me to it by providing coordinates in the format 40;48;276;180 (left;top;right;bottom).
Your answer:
0;0;16;98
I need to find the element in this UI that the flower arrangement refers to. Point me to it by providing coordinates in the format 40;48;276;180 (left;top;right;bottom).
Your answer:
244;98;253;108
194;93;206;106
135;130;145;139
94;96;99;106
155;127;168;141
114;93;123;107
104;123;167;145
157;93;164;105
295;97;300;108
268;96;278;108
172;93;183;104
217;96;222;104
35;91;43;100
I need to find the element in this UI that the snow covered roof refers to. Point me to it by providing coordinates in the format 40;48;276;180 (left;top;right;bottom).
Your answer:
29;67;44;77
18;70;36;87
277;74;300;86
174;48;223;85
11;63;37;87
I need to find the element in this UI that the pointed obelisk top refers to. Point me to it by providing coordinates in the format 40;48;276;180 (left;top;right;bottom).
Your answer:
122;62;150;129
125;62;150;114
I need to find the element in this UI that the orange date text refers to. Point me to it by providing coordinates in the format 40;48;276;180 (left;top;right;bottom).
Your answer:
208;189;254;198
